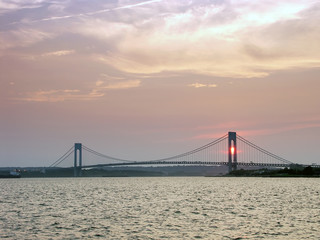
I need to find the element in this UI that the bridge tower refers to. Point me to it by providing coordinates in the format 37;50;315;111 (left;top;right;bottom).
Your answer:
228;132;237;173
74;143;82;177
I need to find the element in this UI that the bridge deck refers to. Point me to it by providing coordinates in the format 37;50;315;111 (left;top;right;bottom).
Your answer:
79;161;319;169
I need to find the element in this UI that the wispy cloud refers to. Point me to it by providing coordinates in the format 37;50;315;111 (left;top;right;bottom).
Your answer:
14;78;142;102
188;83;217;88
3;0;163;24
0;28;53;53
0;0;46;13
102;80;141;90
95;73;142;91
42;50;75;57
17;89;84;102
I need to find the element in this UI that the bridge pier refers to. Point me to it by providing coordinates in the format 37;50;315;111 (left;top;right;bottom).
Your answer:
228;132;237;173
74;143;82;177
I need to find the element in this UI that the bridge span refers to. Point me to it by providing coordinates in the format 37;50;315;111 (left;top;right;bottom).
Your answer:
49;132;319;177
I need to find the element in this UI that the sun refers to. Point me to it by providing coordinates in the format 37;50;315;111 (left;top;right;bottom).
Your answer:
231;146;235;155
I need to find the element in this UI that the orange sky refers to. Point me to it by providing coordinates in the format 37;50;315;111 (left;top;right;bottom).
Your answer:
1;0;320;166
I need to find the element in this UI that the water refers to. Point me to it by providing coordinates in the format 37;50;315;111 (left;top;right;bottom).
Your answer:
1;177;319;239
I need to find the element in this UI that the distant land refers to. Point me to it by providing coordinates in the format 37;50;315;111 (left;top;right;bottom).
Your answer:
1;165;320;178
227;166;320;177
0;166;230;178
0;166;228;178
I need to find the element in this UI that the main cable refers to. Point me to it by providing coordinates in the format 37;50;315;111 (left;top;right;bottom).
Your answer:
237;135;293;164
49;146;74;167
82;134;228;164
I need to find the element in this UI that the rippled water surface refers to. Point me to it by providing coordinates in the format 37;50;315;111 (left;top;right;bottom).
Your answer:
1;177;319;239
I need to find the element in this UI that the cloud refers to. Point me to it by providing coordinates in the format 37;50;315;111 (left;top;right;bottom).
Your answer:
15;88;105;102
42;50;75;57
0;28;53;53
2;0;320;78
0;0;46;13
1;0;163;24
115;0;163;11
17;89;83;102
85;0;320;78
14;79;142;102
75;20;135;42
0;2;19;12
102;80;141;90
95;80;104;87
188;83;217;88
188;83;206;88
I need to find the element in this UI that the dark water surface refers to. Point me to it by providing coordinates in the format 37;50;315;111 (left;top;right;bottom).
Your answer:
1;177;319;239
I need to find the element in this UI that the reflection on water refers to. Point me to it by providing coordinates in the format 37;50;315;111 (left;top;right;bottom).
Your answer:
0;177;319;239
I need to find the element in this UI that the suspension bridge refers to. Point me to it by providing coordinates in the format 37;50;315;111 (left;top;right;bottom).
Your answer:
48;132;319;177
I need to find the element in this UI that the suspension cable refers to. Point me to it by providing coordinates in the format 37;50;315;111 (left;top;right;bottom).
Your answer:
49;146;74;167
237;135;293;164
82;145;135;163
149;134;228;162
82;134;228;163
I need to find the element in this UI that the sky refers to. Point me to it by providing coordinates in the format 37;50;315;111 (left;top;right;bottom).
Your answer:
1;0;320;167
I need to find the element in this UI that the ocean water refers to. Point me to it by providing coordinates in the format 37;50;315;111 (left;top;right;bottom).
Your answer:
0;177;319;239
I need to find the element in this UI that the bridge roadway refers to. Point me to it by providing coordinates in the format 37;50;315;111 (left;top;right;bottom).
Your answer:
79;161;320;169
